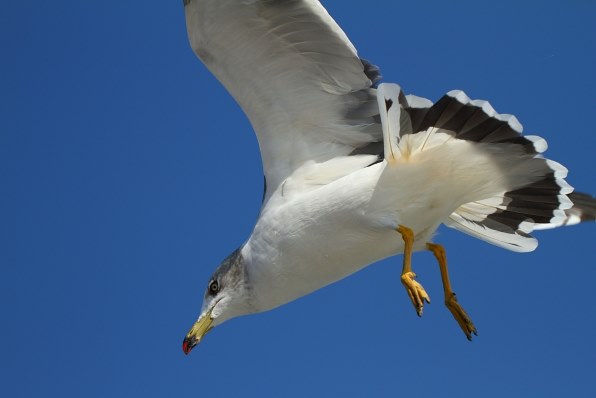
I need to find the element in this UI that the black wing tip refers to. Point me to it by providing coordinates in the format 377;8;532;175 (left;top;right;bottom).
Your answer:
361;58;382;88
568;191;596;222
407;90;546;154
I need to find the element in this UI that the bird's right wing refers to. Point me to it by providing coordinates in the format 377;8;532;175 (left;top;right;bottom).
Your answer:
184;0;382;203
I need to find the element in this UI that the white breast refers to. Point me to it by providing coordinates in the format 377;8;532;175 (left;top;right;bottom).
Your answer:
242;159;455;312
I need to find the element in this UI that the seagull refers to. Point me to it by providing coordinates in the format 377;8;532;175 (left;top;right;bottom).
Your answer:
181;0;596;354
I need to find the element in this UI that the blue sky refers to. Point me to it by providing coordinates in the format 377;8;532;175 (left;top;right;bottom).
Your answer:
2;1;595;397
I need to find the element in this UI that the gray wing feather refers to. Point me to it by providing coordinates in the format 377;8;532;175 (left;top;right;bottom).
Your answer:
184;0;382;201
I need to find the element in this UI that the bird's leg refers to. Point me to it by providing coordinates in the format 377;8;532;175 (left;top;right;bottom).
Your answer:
397;225;430;317
426;243;478;340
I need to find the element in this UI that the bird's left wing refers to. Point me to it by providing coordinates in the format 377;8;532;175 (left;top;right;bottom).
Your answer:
184;0;382;202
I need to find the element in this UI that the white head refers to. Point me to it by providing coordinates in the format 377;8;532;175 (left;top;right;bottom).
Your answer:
182;248;256;354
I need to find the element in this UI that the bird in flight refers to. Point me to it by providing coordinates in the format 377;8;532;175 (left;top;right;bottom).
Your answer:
181;0;596;354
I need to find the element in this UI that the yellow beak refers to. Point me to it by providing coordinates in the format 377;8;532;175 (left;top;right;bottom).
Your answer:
182;308;214;355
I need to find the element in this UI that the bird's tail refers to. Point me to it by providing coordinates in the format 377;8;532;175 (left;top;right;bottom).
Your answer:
376;83;594;252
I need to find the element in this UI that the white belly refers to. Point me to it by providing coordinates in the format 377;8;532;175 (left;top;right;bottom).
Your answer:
243;158;462;312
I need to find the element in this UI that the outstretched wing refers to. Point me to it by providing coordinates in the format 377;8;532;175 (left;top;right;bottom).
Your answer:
184;0;382;203
376;84;596;252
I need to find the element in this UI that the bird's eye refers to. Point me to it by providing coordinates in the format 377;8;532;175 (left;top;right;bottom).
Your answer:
208;280;219;295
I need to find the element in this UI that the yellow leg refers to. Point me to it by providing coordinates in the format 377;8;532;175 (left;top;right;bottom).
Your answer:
397;225;430;317
426;243;478;340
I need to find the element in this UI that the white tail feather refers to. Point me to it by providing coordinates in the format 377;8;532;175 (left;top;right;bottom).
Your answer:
376;83;404;162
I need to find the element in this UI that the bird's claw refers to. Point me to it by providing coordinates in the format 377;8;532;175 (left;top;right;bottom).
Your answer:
446;292;477;340
401;271;430;316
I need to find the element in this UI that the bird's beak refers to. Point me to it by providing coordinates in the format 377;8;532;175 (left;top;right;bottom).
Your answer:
182;308;214;355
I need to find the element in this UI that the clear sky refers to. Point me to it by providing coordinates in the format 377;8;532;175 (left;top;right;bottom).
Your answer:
2;1;595;397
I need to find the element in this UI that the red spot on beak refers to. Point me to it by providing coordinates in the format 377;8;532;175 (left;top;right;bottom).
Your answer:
182;340;190;355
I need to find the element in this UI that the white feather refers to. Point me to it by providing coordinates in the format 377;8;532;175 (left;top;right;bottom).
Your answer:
185;0;380;203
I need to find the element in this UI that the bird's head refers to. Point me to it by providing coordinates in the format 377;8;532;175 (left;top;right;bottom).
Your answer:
182;248;254;355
